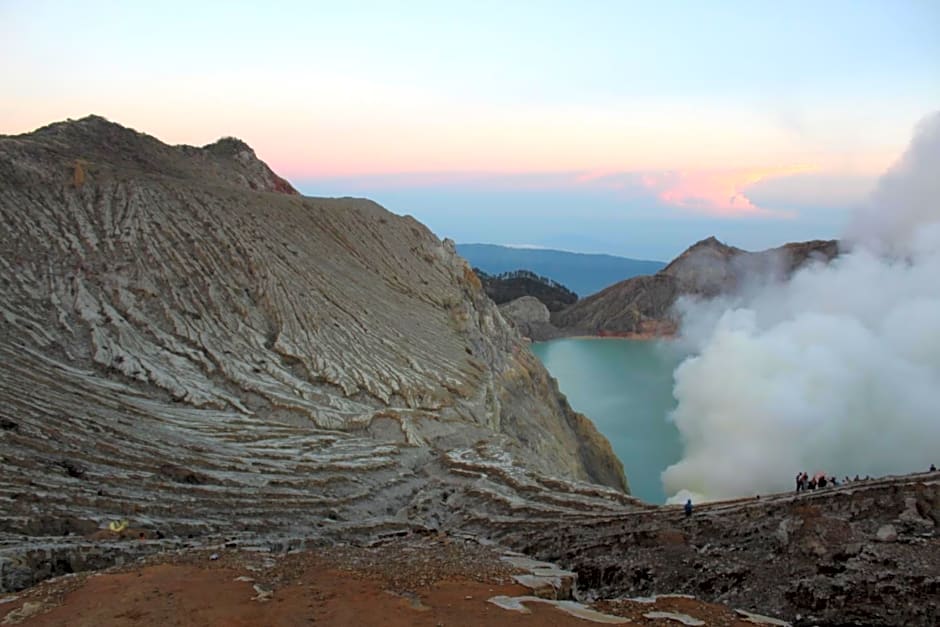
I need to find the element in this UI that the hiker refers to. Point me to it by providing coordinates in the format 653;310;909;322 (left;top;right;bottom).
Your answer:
684;498;693;518
818;475;827;488
795;472;803;493
808;476;817;490
931;464;937;472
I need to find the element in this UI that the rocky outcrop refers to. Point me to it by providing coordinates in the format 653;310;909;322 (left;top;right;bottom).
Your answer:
498;296;561;341
0;116;629;572
552;236;838;337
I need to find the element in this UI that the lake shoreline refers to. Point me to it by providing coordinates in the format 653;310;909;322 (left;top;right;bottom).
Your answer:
562;333;675;341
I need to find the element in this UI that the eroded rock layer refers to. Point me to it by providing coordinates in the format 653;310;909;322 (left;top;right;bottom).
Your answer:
0;117;629;555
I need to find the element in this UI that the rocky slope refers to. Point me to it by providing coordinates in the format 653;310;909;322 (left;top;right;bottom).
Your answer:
0;116;631;570
478;471;940;627
551;236;839;338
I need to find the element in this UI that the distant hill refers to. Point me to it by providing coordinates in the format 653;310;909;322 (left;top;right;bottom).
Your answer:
552;236;839;338
456;244;665;297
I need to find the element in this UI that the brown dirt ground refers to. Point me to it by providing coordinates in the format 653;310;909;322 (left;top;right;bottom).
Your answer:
0;539;768;626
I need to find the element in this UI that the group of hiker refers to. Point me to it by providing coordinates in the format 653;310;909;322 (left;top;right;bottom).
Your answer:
794;472;843;492
796;464;938;493
683;464;939;518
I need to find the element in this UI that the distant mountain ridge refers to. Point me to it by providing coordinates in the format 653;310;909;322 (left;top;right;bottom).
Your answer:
456;243;665;297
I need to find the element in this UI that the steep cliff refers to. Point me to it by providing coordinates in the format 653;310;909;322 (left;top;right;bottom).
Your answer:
0;116;628;555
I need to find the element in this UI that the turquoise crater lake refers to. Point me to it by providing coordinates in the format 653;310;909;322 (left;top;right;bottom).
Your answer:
531;338;684;504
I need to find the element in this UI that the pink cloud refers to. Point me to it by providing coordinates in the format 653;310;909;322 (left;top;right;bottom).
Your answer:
297;164;819;220
634;167;811;217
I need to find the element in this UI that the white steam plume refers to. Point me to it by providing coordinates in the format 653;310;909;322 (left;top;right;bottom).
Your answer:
663;111;940;504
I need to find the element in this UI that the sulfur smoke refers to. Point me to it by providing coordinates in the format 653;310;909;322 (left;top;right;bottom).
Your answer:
663;112;940;504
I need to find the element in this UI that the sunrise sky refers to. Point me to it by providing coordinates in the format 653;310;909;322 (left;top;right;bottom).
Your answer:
3;0;938;259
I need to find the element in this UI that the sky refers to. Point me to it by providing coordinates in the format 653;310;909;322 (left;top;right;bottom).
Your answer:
3;1;938;260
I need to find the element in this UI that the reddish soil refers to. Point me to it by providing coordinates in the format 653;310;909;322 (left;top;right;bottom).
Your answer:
0;540;767;626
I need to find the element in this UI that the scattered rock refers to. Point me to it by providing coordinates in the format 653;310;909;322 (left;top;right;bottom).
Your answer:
488;596;629;623
158;464;207;485
1;600;43;625
876;524;898;542
251;583;273;602
898;497;935;531
502;556;576;600
735;608;792;625
643;610;705;625
56;459;86;479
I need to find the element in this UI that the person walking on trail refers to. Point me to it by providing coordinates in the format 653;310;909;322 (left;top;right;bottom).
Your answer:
684;498;693;518
795;472;803;493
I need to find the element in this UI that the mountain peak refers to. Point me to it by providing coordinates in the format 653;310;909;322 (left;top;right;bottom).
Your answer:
13;115;298;195
685;235;737;253
26;114;162;151
201;136;255;157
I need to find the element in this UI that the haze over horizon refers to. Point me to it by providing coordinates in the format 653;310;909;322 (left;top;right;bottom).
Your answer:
3;1;938;258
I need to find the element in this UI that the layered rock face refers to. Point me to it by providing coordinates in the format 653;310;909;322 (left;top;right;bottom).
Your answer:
552;236;839;337
0;116;628;563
